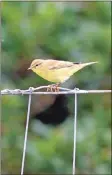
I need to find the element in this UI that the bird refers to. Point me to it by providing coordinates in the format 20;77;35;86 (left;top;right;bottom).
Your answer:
28;59;98;91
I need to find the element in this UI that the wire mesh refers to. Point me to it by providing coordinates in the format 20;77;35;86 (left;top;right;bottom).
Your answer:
1;86;111;175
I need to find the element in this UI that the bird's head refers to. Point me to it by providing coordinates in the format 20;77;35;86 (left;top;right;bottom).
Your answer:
28;59;44;71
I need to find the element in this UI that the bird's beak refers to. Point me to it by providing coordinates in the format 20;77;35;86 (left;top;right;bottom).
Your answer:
28;67;31;70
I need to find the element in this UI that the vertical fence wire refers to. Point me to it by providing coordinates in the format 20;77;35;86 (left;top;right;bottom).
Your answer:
21;92;32;175
73;92;78;175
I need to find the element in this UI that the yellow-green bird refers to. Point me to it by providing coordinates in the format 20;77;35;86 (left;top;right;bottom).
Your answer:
28;59;97;91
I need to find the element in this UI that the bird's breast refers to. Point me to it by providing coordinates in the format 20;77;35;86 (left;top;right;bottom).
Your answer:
33;67;73;83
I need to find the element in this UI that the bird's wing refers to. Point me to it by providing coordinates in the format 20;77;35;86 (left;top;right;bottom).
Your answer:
47;60;80;70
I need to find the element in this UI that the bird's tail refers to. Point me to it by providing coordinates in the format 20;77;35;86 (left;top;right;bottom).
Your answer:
72;61;98;74
81;61;98;66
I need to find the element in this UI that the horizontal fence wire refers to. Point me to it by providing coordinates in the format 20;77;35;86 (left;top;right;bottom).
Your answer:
1;86;111;175
1;86;112;95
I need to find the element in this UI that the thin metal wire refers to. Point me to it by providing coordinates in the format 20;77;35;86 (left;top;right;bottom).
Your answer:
73;92;77;175
1;86;111;95
21;89;32;175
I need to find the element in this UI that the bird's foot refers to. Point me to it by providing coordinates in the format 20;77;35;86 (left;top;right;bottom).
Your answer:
47;83;60;92
47;84;55;92
55;83;60;92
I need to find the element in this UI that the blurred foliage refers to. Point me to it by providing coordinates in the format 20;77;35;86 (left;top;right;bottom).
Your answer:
1;1;111;175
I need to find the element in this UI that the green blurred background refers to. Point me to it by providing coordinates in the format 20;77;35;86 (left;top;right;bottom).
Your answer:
1;1;111;175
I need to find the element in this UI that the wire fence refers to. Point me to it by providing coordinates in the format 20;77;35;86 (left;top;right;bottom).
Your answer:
1;86;111;175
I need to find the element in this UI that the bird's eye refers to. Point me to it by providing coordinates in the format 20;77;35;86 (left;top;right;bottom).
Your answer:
35;63;41;67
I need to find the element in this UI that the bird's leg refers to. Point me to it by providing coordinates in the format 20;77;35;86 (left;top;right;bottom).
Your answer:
47;84;56;92
47;83;60;92
54;83;60;92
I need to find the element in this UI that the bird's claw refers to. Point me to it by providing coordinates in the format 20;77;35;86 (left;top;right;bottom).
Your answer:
47;84;60;92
